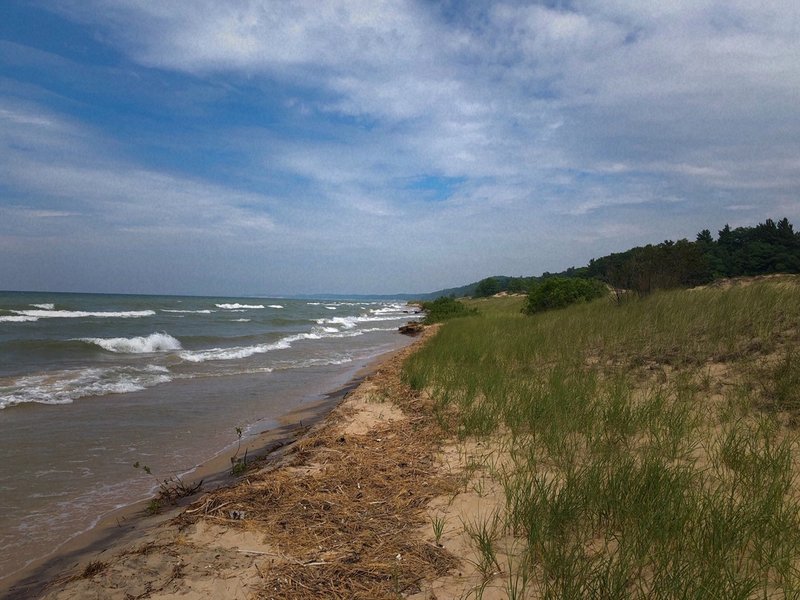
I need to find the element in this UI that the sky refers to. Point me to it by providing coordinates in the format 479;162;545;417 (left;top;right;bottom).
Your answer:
1;1;798;296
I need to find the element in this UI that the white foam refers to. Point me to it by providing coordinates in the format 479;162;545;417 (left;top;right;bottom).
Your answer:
79;332;182;353
0;365;171;409
319;316;358;329
11;309;155;319
268;305;284;309
316;312;408;329
215;303;264;310
178;332;321;363
161;309;214;314
370;303;406;315
0;315;39;322
274;355;354;370
31;303;55;310
324;306;337;310
230;318;251;322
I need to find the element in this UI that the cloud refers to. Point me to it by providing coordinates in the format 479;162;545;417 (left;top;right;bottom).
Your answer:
3;1;799;293
0;99;277;242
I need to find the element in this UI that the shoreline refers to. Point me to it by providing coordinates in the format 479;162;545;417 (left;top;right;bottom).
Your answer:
1;343;408;600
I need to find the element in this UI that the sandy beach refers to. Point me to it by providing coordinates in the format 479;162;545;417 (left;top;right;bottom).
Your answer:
3;325;502;599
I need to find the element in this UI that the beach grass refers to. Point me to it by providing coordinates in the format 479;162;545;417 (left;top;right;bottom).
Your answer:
404;278;800;597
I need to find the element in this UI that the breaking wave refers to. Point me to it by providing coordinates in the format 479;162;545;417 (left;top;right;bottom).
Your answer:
178;332;322;363
0;365;172;409
215;303;264;310
79;333;182;353
11;309;155;319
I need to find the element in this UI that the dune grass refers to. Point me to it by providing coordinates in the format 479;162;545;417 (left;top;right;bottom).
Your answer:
405;278;800;597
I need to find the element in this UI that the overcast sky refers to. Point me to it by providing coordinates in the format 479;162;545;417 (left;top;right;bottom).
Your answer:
1;1;798;296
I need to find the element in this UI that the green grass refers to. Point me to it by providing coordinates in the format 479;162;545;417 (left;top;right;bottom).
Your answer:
405;280;800;597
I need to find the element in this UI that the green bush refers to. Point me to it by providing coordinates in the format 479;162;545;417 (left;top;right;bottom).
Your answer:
523;277;607;314
421;296;478;324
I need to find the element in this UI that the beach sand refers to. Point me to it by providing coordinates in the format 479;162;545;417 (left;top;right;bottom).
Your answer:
3;325;507;599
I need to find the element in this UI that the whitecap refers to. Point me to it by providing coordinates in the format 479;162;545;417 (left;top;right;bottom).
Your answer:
78;332;182;353
0;365;172;409
268;305;284;309
370;303;406;315
11;309;155;319
230;318;251;322
30;303;55;310
316;313;407;330
0;315;39;322
215;303;264;310
161;309;214;314
317;316;358;329
178;332;320;363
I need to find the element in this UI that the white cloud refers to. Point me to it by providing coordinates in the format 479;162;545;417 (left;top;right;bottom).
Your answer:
4;1;799;293
0;99;277;242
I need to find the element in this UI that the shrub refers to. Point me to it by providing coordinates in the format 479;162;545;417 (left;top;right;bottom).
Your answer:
422;296;478;324
523;277;607;314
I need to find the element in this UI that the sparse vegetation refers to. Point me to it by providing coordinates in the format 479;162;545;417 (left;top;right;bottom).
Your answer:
405;278;800;597
132;461;202;512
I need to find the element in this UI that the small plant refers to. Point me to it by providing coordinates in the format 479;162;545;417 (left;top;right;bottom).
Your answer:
80;560;107;579
146;498;162;515
464;512;503;579
431;514;446;546
230;426;249;476
505;554;529;600
133;461;202;507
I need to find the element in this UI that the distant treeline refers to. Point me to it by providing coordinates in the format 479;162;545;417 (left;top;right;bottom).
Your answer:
469;218;800;298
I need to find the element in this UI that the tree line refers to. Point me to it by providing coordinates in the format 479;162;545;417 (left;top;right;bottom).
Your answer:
471;218;800;298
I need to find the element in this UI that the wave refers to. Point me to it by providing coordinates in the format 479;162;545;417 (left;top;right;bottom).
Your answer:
31;303;55;310
316;312;409;330
161;309;214;314
272;355;354;370
178;332;322;363
369;303;406;315
0;315;39;323
0;365;171;409
10;309;155;319
215;303;264;310
268;305;284;309
78;333;182;353
230;318;251;322
179;322;404;364
320;316;359;329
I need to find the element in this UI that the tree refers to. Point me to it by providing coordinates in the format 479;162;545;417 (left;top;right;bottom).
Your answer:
474;277;501;297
